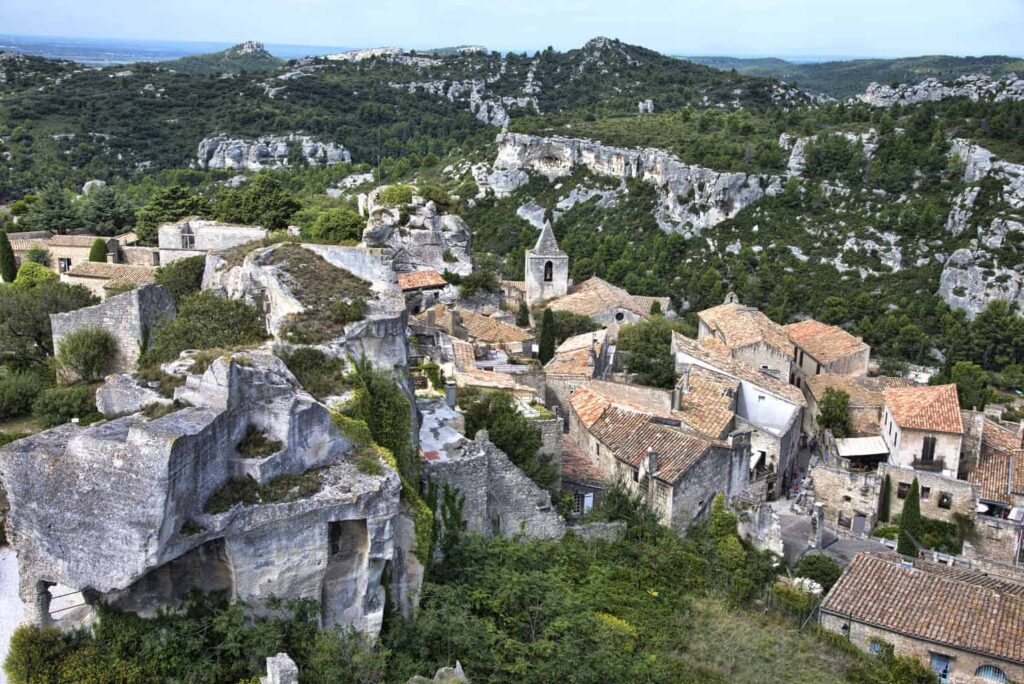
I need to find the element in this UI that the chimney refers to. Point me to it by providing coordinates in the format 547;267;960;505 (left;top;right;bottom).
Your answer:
588;333;597;368
671;386;682;411
426;308;436;335
679;365;691;396
106;250;117;264
647;447;659;476
445;380;457;409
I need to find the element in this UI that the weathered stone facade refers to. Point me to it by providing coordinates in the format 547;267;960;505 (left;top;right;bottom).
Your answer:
810;462;881;536
524;221;568;305
158;217;267;264
50;284;175;379
879;463;977;525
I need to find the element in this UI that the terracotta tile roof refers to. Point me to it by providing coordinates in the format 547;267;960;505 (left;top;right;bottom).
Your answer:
821;553;1024;665
66;261;155;285
857;376;916;392
416;303;533;344
805;373;883;408
551;277;669;320
671;332;806;406
615;422;717;484
883;384;963;434
785;319;869;365
544;329;605;378
968;419;1024;505
396;269;447;291
675;365;739;438
698;302;790;355
568;386;614;429
562;436;605;486
47;234;112;248
912;557;1024;596
103;268;157;290
441;334;476;371
8;239;49;252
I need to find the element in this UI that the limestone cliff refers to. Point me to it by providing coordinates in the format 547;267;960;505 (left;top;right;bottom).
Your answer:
858;74;1024;107
196;134;351;171
476;132;784;237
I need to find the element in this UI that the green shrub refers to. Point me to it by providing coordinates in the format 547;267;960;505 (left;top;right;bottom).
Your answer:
23;247;50;267
303;207;364;244
354;445;385;476
88;238;108;263
377;184;414;206
32;384;100;427
141;292;266;365
204;471;322;513
0;371;51;419
0;431;30;447
795;553;843;593
331;298;367;325
419;360;444;391
13;261;57;287
57;327;118;382
154;255;206;303
237;426;283;457
280;347;348;399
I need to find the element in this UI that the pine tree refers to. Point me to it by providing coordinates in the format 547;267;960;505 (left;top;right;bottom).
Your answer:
88;238;108;263
897;477;921;557
0;231;17;283
539;308;555;364
878;473;891;523
516;301;530;328
30;182;83;234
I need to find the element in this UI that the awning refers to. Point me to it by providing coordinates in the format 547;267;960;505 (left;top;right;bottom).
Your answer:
835;436;889;459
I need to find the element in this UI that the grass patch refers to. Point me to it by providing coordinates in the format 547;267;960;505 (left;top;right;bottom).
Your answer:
280;347;349;400
237;425;283;458
268;244;373;344
134;366;186;398
141;400;188;420
353;445;385;476
204;470;323;514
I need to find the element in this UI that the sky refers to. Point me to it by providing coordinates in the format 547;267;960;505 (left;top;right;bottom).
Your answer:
2;0;1023;58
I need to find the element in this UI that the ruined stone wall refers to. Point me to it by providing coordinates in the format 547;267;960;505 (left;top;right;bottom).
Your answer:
121;246;160;266
878;464;977;525
820;612;1023;684
732;342;792;382
50;284;175;378
810;463;880;533
483;439;565;538
670;446;745;533
545;374;591;416
969;516;1023;567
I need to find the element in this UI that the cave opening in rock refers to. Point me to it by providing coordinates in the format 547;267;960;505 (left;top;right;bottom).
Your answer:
321;519;370;627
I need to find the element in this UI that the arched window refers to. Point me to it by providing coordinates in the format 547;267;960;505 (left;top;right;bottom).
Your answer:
543;261;553;282
975;665;1007;683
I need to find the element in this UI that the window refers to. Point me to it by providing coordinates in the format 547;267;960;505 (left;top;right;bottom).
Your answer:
816;362;821;375
543;260;553;282
799;350;804;365
869;641;883;656
938;492;953;510
929;653;951;684
897;482;910;499
58;258;72;273
838;512;852;529
975;665;1007;683
573;490;586;514
922;435;937;462
632;467;639;483
615;312;625;321
921;486;931;500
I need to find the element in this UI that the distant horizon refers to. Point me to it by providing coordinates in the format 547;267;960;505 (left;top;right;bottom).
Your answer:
3;32;1023;66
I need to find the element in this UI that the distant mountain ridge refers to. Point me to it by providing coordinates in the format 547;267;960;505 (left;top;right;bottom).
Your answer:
161;41;284;75
682;54;1024;98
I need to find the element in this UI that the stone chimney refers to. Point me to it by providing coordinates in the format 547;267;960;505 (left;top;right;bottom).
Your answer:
646;447;659;477
445;380;457;409
106;250;118;264
426;308;436;335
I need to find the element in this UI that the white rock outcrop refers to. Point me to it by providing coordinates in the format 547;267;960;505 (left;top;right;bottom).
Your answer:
938;248;1024;319
197;134;351;171
477;132;783;236
361;190;473;276
858;74;1024;107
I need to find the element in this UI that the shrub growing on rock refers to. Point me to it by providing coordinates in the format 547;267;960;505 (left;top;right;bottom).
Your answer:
154;254;206;303
280;347;348;400
376;184;414;206
141;292;266;365
32;384;100;427
57;327;118;382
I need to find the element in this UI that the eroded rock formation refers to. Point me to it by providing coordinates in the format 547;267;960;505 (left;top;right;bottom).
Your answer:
197;134;351;170
858;74;1024;107
361;190;473;276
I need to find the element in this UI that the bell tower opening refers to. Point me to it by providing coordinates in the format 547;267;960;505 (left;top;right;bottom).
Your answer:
544;261;553;282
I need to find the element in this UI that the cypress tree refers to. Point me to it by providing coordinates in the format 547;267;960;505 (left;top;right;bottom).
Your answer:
88;238;109;263
516;300;530;328
0;231;16;283
878;473;891;523
897;477;921;557
649;300;662;316
539;308;556;364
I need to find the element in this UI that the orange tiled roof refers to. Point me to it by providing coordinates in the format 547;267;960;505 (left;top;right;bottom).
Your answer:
66;262;156;284
698;302;790;355
396;269;447;291
805;373;883;408
551;277;669;320
47;234;112;248
785;319;869;365
820;553;1024;665
8;238;49;252
968;419;1024;504
883;384;963;434
671;332;806;406
857;376;916;392
675;365;739;439
416;303;533;344
569;386;614;429
562;436;605;485
544;329;605;378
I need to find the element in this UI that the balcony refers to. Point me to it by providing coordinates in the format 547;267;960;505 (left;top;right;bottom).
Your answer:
911;458;945;472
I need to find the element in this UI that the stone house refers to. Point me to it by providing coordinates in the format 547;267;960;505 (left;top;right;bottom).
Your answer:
61;261;157;299
157;217;267;264
882;385;963;478
785;318;870;388
879;463;978;526
820;552;1024;684
566;382;750;530
697;296;793;381
543;329;613;414
396;269;448;315
802;373;915;437
546;276;671;326
415;303;535;355
8;232;122;274
561;436;607;516
50;284;175;378
524;221;569;305
671;332;805;497
967;419;1024;565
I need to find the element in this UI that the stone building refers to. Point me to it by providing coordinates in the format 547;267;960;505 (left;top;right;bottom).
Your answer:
50;283;175;378
543;329;613;414
524;221;568;305
802;373;914;437
672;332;805;497
396;269;448;315
0;352;415;636
158;217;267;264
7;232;142;277
61;261;157;299
546;276;671;326
968;418;1024;565
415;303;534;354
566;382;750;530
882;384;963;478
785;318;870;387
697;295;793;381
820;552;1024;683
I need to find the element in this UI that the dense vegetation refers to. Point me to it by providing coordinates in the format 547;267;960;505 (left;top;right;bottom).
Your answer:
161;42;284;75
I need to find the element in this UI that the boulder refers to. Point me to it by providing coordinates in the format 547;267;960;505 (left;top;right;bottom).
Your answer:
96;374;172;416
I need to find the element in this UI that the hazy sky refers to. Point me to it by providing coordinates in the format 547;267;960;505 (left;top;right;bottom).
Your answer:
3;0;1023;57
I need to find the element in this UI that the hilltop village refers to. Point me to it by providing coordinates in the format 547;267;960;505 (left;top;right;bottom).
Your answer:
0;175;1021;682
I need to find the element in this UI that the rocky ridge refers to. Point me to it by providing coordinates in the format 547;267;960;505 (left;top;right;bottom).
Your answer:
196;134;351;171
858;74;1024;107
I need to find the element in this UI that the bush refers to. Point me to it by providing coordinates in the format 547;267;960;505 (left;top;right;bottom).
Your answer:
304;207;364;243
281;347;348;399
57;327;118;382
237;425;283;457
377;184;414;206
796;553;843;593
154;255;206;303
0;371;50;419
24;247;50;267
141;292;266;365
32;384;100;427
13;261;57;287
88;238;108;263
